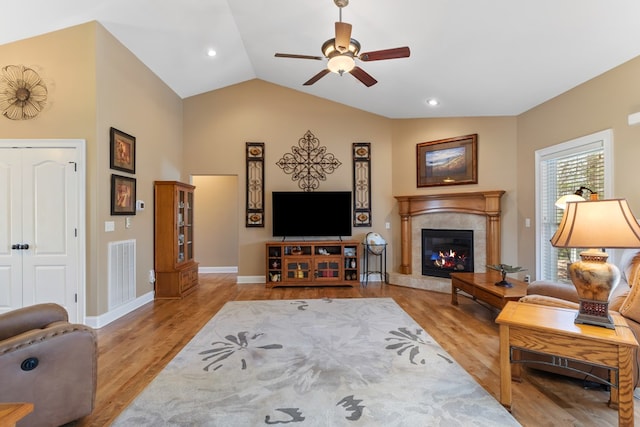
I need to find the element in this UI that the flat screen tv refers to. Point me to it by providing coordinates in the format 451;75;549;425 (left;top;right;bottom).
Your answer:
272;191;352;238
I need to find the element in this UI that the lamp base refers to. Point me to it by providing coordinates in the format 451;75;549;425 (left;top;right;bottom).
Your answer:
567;249;620;330
575;299;615;329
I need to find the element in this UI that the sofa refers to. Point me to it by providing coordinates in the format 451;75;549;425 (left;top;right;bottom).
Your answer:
0;303;97;427
519;248;640;388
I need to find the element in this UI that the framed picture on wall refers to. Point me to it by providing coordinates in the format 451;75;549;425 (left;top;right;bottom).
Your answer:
417;134;477;187
111;174;136;215
110;127;136;174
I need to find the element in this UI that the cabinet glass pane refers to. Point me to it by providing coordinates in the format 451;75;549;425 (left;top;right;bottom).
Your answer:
286;261;309;279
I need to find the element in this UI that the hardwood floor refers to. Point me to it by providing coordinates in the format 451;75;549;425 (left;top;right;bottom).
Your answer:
75;274;636;426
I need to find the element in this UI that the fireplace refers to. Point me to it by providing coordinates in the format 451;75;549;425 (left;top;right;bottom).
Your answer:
390;191;504;294
422;229;474;278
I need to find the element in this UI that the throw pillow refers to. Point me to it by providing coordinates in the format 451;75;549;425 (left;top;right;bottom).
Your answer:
619;279;640;323
609;288;629;312
519;294;580;309
624;251;640;288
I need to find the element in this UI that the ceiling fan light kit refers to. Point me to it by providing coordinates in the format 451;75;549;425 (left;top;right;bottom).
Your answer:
322;38;359;74
328;55;355;74
275;0;410;87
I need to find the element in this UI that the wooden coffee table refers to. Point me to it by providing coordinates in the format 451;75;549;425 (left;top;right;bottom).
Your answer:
450;272;528;310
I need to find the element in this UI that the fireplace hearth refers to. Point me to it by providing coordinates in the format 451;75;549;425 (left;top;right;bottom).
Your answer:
422;229;474;278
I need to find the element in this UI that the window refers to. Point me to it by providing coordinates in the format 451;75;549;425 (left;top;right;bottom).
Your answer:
535;130;612;282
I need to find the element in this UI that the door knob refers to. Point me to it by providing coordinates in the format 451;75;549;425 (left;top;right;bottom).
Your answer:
11;244;19;250
20;244;29;250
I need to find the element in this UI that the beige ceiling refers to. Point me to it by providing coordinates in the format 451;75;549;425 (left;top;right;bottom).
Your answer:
4;0;640;118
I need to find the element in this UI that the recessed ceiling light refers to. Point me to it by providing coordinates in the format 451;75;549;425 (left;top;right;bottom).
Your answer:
207;49;217;57
426;98;439;106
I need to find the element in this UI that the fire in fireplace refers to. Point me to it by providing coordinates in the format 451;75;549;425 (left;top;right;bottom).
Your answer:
422;228;474;278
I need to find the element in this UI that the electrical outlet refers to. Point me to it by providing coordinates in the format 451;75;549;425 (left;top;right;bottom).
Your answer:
524;274;531;283
149;269;156;284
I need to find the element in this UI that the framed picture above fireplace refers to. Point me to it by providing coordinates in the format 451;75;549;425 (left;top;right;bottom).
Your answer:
417;134;477;187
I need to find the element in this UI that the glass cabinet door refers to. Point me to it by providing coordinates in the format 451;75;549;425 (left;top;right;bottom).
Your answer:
186;191;194;261
177;189;185;263
285;260;311;280
315;258;340;280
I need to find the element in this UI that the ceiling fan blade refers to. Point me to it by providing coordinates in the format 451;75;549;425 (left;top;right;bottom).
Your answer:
350;66;377;87
275;53;324;61
335;22;352;53
359;47;410;61
303;69;331;86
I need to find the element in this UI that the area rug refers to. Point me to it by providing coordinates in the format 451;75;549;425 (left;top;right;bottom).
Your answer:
113;298;519;426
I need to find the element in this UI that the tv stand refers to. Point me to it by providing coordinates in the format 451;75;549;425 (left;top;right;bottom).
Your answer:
279;236;345;242
266;240;360;288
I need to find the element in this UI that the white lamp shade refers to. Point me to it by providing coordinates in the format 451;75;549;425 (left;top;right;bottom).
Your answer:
554;194;585;209
550;199;640;248
327;55;355;73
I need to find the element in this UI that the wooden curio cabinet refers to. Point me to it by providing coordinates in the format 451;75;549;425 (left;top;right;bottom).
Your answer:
154;181;198;299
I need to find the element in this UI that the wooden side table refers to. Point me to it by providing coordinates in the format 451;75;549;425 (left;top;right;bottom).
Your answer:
0;403;33;426
496;302;638;426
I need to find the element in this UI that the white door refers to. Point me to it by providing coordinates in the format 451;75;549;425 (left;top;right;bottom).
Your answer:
0;145;82;322
0;149;22;310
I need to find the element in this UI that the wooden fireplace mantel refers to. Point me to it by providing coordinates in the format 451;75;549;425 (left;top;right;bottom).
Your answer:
394;190;505;274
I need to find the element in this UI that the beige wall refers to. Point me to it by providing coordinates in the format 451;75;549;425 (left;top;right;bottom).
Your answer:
0;24;96;139
516;55;640;279
192;175;239;268
390;117;520;271
94;24;183;314
0;22;183;317
183;81;521;277
183;80;394;277
0;23;98;312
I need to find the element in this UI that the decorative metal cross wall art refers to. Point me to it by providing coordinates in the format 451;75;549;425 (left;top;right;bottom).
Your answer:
276;130;342;191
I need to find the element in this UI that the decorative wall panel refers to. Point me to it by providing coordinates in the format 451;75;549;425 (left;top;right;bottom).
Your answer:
246;142;264;227
353;142;371;227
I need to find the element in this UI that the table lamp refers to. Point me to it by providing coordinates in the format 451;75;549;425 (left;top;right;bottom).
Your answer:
550;199;640;329
554;186;598;209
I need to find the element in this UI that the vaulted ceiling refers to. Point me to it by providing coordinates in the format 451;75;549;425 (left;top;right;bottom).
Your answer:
4;0;640;118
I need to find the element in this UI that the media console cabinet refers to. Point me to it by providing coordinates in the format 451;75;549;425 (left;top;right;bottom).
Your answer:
265;241;360;287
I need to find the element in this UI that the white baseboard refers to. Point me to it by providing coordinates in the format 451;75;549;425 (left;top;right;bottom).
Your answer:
362;273;383;282
85;291;154;329
237;275;375;285
237;275;265;284
199;266;238;273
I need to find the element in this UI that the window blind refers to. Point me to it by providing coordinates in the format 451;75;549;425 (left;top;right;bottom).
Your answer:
539;141;605;282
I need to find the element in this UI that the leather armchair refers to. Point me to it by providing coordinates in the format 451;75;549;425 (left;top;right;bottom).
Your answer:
0;303;97;427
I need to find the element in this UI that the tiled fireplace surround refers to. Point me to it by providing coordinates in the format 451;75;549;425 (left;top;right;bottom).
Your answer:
389;191;505;293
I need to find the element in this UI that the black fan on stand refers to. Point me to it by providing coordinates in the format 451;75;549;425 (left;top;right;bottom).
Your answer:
275;0;410;87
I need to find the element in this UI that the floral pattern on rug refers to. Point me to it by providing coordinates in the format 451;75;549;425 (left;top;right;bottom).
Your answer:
113;298;520;426
200;331;283;371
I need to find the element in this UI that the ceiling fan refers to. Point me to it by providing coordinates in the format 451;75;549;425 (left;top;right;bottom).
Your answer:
274;0;410;87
